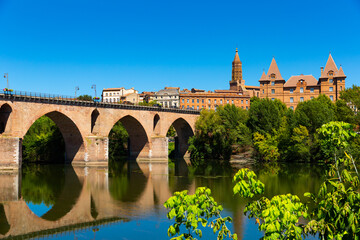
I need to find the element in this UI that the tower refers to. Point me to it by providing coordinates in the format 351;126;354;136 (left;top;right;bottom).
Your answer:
229;48;245;91
319;53;346;101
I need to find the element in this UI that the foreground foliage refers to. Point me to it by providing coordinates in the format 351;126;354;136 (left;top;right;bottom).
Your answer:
164;187;237;240
167;121;360;239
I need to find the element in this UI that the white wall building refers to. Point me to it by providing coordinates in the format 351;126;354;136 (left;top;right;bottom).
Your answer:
102;87;138;103
154;87;180;108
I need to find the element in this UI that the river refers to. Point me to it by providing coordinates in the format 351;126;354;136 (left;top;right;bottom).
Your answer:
0;159;325;239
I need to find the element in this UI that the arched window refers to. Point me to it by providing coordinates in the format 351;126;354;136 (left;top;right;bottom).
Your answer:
270;73;276;79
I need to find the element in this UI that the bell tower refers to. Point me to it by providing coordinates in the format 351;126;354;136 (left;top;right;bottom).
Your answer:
229;48;244;91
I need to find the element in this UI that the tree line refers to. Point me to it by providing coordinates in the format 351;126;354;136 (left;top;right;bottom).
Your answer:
188;85;360;166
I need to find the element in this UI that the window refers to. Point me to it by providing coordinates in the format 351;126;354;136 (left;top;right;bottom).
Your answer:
340;79;343;83
232;100;234;104
271;73;276;79
106;93;108;96
311;96;314;100
290;106;294;110
310;88;314;93
197;106;199;110
208;99;211;104
271;89;275;94
271;98;275;101
197;99;199;103
227;100;229;104
246;100;248;104
340;86;343;91
300;87;304;93
330;95;334;101
192;99;194;103
329;79;333;83
214;99;217;104
182;99;184;103
208;106;211;110
187;99;189;103
220;99;223;104
110;93;112;96
290;89;294;93
262;83;265;86
202;99;204;103
271;81;275;86
262;90;264;94
329;87;333;92
290;97;294;103
174;103;177;107
328;71;334;76
300;97;304;102
246;106;248;110
241;100;244;104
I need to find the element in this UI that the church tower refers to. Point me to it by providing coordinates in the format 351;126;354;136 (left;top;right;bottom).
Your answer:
229;48;245;91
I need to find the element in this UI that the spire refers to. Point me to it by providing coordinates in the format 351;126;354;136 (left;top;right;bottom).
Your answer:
337;65;346;77
322;53;338;77
260;70;267;81
267;57;284;80
233;48;241;63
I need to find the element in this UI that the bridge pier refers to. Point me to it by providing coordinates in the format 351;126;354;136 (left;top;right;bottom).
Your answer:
0;137;22;171
73;136;109;166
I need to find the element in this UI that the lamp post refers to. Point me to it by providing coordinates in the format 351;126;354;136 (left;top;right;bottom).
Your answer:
3;73;8;89
91;84;96;98
75;86;79;98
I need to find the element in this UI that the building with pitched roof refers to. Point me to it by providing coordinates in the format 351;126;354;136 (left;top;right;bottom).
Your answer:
179;49;259;110
259;54;346;109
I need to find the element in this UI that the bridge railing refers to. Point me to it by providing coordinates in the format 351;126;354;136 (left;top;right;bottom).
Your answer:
0;89;200;114
0;89;77;100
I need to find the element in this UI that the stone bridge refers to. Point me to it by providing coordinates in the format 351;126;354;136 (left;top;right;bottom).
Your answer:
0;94;199;170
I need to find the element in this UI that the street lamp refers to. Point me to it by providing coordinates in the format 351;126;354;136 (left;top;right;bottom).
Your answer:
75;86;79;98
3;73;8;89
91;84;96;98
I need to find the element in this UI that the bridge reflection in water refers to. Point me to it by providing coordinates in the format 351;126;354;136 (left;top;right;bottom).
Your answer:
0;161;201;239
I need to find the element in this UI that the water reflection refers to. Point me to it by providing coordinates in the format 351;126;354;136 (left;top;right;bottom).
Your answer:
0;160;325;239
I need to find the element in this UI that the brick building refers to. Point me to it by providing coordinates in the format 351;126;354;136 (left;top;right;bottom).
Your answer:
259;54;346;109
179;49;259;110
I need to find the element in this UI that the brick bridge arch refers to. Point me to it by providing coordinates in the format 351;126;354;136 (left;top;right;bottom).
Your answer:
0;98;199;170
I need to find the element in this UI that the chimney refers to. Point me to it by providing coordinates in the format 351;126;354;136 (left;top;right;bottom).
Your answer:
320;67;324;74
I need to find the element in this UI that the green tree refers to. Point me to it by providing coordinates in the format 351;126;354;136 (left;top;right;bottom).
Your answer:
335;99;356;124
77;94;93;101
340;85;360;112
188;110;232;165
294;95;335;134
22;116;65;163
108;121;129;160
247;97;287;135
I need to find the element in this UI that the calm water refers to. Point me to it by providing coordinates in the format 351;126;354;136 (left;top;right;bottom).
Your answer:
0;160;326;240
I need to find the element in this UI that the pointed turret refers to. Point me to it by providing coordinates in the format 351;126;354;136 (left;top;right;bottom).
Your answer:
336;66;346;77
321;53;338;78
260;70;267;81
267;57;284;80
233;48;241;63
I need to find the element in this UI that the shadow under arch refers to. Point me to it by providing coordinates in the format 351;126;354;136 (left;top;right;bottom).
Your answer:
22;165;83;221
109;115;149;160
0;203;10;235
170;118;194;158
0;103;12;134
23;111;85;163
91;109;100;134
108;161;148;202
153;114;160;135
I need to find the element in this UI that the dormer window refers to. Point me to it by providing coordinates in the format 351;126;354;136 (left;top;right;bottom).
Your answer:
328;71;334;76
300;79;304;84
270;73;276;79
271;81;275;86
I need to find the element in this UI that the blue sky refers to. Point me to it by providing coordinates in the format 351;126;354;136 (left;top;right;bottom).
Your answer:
0;0;359;96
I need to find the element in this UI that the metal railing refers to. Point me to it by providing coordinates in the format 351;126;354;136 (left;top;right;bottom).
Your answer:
0;89;200;114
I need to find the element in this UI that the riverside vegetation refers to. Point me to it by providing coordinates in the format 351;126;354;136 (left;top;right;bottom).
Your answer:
165;121;360;240
164;86;360;239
